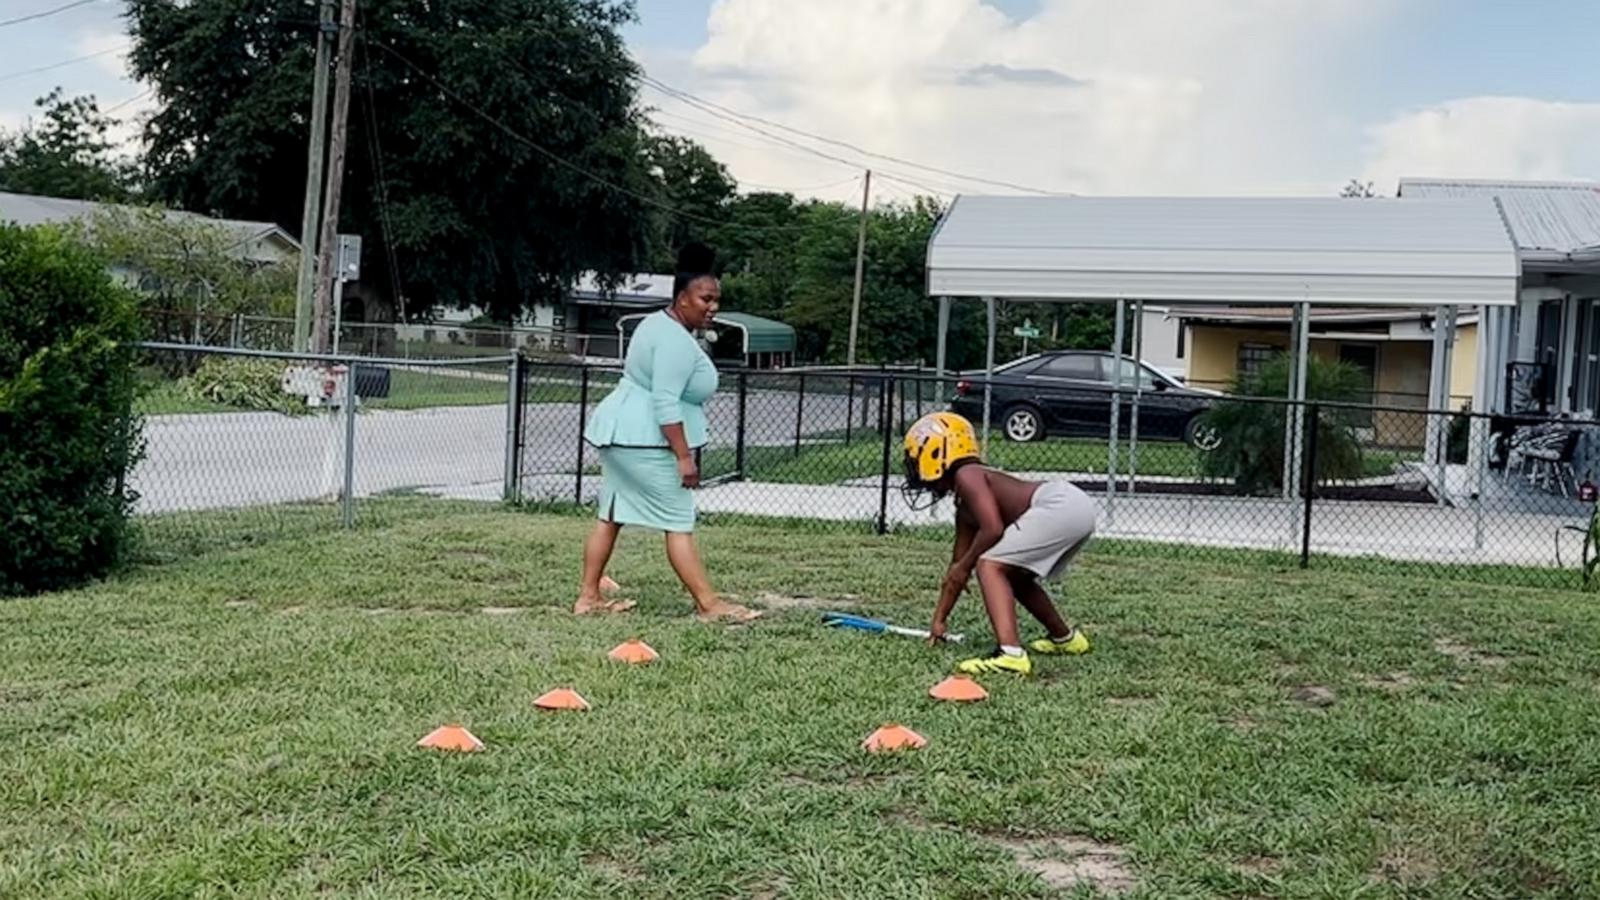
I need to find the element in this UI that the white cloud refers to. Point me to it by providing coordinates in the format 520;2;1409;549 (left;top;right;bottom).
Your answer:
74;27;133;80
1361;97;1600;191
646;0;1399;198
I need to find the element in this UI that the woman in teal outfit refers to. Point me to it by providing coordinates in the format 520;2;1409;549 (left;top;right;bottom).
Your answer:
575;244;760;622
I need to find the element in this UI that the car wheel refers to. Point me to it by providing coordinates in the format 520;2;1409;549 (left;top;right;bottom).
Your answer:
1004;405;1044;442
1185;415;1221;451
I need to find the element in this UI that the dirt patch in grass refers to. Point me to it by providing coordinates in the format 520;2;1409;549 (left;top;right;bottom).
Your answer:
583;852;644;882
1290;685;1337;708
993;835;1137;895
480;606;528;616
749;591;857;611
1359;672;1417;692
1371;846;1440;887
223;598;255;609
1433;637;1508;669
1233;855;1284;877
1225;714;1261;733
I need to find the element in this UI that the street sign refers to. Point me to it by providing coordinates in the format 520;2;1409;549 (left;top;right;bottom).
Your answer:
1013;319;1041;339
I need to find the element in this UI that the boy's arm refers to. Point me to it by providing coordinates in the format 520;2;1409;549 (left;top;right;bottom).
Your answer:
948;466;1007;578
930;514;976;635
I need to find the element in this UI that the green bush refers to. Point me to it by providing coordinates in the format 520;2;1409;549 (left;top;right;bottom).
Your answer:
1;224;142;596
181;356;311;416
1197;354;1369;494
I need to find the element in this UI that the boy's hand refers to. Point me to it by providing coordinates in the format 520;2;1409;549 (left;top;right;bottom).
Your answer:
927;618;949;645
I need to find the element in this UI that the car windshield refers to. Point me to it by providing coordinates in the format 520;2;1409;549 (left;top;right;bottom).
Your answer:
1110;358;1162;390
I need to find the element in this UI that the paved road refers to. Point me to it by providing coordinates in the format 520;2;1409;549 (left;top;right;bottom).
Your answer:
132;386;892;514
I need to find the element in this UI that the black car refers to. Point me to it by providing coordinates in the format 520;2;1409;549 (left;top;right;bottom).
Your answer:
948;351;1221;446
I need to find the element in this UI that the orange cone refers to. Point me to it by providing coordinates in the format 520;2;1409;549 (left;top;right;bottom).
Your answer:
417;724;484;752
929;675;989;703
862;723;928;752
534;687;592;711
608;638;659;664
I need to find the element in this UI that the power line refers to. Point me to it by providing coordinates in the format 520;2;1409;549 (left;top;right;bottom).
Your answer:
0;44;125;84
639;74;1065;197
366;38;846;235
103;87;151;113
0;0;100;29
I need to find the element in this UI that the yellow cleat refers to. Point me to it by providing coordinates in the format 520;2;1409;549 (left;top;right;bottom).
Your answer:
955;648;1033;677
1028;629;1091;656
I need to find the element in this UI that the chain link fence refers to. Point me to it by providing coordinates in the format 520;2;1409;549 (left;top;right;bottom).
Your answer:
518;362;1598;588
130;343;519;560
125;343;1598;588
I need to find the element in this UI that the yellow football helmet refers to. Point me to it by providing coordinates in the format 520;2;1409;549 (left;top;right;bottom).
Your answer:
903;411;980;484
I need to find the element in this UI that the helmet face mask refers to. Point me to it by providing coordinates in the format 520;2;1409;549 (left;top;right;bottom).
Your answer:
901;412;979;509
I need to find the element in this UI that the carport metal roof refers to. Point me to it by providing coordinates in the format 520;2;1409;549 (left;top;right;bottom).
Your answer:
926;195;1520;307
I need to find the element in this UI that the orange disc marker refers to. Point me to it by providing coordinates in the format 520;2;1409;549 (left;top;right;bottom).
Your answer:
608;639;659;664
534;688;592;711
929;675;989;702
862;723;928;752
417;724;484;752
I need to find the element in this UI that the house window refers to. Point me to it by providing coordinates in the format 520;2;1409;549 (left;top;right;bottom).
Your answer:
1237;343;1277;378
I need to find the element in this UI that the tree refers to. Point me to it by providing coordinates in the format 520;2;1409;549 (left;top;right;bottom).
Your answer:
0;88;138;201
641;133;736;272
1340;178;1377;198
73;205;297;346
125;0;652;322
1197;354;1369;494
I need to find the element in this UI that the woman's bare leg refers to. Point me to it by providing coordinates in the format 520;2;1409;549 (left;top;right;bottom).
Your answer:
575;521;633;615
664;532;759;621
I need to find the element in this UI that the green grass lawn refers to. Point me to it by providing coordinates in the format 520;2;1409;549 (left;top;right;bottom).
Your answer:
709;437;1411;484
4;503;1598;897
134;369;585;416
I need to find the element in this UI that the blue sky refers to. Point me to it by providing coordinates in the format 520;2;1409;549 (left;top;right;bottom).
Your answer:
3;0;1598;197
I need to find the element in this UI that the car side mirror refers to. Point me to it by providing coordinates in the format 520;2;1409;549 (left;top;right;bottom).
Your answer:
1152;380;1169;391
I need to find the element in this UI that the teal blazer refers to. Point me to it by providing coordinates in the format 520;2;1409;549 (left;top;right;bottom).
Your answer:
584;310;719;449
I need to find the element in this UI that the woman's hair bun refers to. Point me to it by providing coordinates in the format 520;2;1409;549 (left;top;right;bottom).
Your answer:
675;241;716;276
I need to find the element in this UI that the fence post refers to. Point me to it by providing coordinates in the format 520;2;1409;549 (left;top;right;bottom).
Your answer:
1299;403;1319;569
846;375;855;445
876;375;893;534
794;372;806;458
736;370;749;479
503;353;525;502
575;366;591;505
342;362;358;528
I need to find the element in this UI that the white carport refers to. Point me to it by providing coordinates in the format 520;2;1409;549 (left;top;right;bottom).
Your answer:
925;195;1521;510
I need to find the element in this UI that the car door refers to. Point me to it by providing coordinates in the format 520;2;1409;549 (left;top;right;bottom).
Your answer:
1026;353;1107;434
1106;356;1179;440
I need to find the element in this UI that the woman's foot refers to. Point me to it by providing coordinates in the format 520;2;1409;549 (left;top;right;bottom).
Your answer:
600;575;622;595
695;599;762;623
574;592;636;616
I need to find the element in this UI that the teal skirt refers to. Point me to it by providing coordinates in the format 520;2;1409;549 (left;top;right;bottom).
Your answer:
596;447;695;533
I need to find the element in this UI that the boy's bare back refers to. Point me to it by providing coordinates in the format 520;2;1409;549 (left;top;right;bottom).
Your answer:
952;465;1039;530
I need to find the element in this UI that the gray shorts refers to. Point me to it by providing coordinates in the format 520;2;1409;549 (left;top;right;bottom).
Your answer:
979;481;1098;581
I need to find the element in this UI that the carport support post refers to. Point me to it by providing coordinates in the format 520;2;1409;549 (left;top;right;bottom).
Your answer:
935;295;951;392
1108;299;1125;526
982;297;997;451
342;362;357;528
1282;301;1310;502
1129;299;1144;497
1424;305;1451;504
1469;304;1493;549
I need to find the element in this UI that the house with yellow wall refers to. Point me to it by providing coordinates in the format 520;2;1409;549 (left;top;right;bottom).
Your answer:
1172;306;1480;448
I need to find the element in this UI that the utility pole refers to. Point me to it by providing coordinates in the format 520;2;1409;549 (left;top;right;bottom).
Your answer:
293;0;337;353
845;169;871;367
311;0;358;355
